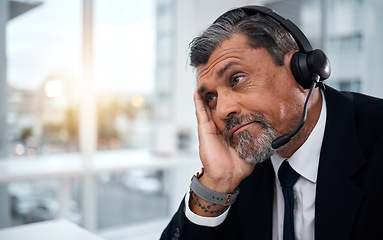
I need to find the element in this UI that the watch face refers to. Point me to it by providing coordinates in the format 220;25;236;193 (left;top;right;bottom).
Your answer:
195;167;204;178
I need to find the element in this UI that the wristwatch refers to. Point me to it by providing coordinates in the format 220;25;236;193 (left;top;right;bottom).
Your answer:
190;168;240;206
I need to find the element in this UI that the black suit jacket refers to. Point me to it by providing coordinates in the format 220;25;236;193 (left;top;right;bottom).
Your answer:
161;87;383;240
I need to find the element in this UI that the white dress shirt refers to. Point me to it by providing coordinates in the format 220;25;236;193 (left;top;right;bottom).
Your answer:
185;92;327;240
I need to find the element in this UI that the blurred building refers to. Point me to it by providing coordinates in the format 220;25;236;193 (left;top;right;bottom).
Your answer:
153;0;177;154
325;0;383;96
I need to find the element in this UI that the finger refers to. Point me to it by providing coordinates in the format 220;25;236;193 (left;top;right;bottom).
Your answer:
194;88;210;124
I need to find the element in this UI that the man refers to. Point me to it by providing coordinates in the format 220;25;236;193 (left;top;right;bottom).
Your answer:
161;5;383;240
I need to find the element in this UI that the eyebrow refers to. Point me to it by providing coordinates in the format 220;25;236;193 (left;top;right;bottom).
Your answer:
197;60;243;95
217;61;242;78
198;86;207;95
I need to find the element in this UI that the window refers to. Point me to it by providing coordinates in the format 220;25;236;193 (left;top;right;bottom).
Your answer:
330;33;362;53
332;79;362;92
7;0;82;157
2;0;171;233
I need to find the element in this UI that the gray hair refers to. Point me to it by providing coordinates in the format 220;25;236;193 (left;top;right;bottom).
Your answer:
189;8;298;68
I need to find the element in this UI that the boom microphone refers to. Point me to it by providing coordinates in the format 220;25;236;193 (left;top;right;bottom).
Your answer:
271;74;321;149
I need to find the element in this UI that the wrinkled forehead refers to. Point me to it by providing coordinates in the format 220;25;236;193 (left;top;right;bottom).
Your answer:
195;34;252;82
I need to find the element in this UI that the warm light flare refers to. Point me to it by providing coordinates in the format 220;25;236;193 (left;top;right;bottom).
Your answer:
130;94;144;107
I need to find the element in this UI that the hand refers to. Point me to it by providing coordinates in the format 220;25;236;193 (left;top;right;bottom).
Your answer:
194;89;255;194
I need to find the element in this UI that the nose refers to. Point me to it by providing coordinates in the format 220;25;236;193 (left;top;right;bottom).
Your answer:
215;91;241;121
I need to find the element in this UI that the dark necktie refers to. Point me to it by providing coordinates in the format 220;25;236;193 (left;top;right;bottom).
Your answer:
278;160;300;240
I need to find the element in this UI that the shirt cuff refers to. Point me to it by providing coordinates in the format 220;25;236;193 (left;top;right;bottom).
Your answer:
184;191;230;227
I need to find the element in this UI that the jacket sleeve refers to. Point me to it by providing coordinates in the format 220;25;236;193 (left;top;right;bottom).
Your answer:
160;196;223;240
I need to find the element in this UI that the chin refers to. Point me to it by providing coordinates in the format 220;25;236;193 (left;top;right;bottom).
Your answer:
234;130;276;165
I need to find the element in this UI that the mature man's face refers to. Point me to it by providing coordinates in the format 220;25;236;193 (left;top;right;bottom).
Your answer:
196;34;305;163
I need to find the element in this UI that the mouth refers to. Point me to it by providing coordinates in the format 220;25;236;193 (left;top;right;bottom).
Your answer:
227;121;255;139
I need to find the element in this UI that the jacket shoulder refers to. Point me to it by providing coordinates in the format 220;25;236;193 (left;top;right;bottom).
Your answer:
340;90;383;155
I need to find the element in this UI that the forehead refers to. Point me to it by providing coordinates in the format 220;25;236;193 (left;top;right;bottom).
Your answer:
196;34;252;81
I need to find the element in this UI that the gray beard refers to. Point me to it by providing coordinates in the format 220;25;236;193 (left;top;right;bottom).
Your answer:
224;113;277;165
233;129;276;164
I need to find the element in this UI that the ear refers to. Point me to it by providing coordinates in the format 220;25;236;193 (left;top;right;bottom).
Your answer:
284;51;297;67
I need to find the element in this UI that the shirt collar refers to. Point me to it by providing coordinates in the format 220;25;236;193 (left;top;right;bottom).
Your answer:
271;90;327;184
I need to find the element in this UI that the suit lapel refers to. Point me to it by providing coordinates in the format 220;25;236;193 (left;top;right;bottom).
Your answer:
315;87;366;240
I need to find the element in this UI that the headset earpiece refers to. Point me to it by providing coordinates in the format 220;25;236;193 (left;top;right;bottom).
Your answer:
291;49;331;89
309;49;331;81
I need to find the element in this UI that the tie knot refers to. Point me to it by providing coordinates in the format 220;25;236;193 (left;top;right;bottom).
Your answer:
278;161;300;188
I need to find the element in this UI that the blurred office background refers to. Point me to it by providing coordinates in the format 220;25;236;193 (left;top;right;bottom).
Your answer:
0;0;382;239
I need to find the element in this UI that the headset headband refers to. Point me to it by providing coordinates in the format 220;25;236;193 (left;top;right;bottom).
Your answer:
239;5;313;53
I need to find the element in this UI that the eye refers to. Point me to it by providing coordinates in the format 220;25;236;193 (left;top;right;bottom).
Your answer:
231;75;244;87
205;93;217;107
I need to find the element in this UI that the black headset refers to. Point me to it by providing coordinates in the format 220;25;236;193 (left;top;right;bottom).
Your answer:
239;5;331;89
235;5;331;149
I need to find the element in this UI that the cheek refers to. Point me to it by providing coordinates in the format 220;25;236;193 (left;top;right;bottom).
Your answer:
211;113;226;133
275;97;305;132
261;92;302;131
278;105;289;121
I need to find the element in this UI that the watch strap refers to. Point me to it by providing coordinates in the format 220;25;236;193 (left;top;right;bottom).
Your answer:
190;175;239;206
